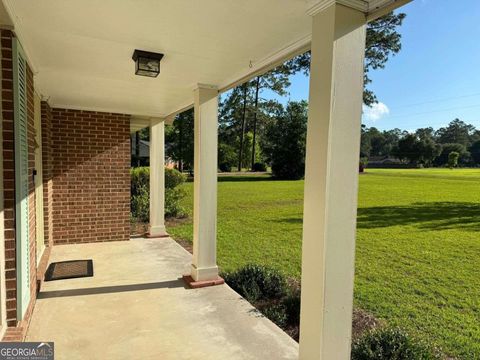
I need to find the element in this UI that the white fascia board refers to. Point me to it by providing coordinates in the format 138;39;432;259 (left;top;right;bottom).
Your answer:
307;0;411;18
307;0;368;16
367;0;412;21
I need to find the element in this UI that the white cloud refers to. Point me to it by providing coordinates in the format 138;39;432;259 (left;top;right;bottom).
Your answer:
362;102;390;122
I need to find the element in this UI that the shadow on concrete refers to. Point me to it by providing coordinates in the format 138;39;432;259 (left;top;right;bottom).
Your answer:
38;278;187;299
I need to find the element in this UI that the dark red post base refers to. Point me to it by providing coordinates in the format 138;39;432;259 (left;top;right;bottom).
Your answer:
182;275;225;289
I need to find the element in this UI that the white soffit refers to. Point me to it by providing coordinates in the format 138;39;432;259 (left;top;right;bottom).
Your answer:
5;0;311;117
5;0;409;118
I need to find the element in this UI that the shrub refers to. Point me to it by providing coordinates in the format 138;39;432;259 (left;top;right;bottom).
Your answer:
131;185;150;222
261;304;287;328
223;264;288;302
131;167;149;197
164;168;187;217
218;162;232;173
131;167;150;222
131;167;187;222
351;328;442;360
282;290;301;326
165;168;187;189
252;162;267;172
447;151;459;169
165;187;186;218
434;143;467;166
218;143;237;173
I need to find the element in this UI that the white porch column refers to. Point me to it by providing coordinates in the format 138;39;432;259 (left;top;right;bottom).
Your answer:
299;3;367;360
149;118;168;237
190;84;220;282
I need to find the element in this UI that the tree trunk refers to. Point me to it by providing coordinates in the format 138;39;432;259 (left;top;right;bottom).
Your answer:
251;77;260;171
238;84;248;172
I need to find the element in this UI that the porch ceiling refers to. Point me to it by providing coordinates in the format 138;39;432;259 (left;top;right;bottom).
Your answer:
2;0;406;118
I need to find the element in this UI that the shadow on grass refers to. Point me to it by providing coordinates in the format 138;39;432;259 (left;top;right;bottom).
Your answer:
271;202;480;232
218;175;274;182
357;202;480;231
185;174;275;183
270;217;303;224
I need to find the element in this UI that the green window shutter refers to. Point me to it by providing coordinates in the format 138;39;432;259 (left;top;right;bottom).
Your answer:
13;37;30;320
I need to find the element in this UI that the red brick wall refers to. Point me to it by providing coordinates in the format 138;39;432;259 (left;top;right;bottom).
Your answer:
1;29;17;326
51;109;130;244
41;102;53;248
1;30;37;328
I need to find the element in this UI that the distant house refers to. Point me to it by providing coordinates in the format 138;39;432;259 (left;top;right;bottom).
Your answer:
131;135;150;166
367;156;413;169
131;135;176;169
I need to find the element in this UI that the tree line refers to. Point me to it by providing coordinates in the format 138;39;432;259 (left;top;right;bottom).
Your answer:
361;119;480;168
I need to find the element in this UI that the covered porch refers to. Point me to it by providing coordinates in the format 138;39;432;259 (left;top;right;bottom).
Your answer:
26;238;298;359
0;0;411;358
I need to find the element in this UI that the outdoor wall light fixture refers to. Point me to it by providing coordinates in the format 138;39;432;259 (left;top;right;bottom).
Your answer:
132;49;164;77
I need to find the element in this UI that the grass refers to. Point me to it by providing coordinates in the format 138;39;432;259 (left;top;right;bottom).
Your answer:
167;169;480;359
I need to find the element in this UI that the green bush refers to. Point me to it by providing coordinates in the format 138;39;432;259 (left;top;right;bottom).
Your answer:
131;185;150;222
223;264;287;302
165;168;187;189
261;304;287;328
130;167;187;222
252;162;267;172
165;187;186;218
218;162;232;173
351;328;442;360
218;143;237;173
282;290;301;326
131;167;150;197
447;151;459;169
131;167;150;222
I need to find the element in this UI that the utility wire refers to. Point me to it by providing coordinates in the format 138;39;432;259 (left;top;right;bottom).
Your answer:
386;103;480;119
388;91;480;110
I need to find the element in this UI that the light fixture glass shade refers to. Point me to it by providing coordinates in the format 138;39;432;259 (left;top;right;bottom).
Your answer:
132;50;164;77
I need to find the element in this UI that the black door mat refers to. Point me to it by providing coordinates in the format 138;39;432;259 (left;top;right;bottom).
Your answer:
45;260;94;281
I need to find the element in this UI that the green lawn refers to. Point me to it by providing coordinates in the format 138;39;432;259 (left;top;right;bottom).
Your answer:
167;169;480;359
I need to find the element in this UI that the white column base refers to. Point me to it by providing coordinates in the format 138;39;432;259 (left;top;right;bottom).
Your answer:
148;224;168;238
190;264;219;282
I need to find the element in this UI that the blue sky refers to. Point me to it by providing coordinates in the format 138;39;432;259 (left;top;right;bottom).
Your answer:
266;0;480;132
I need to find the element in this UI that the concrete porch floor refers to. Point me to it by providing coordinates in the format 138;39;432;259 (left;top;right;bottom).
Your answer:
26;238;298;360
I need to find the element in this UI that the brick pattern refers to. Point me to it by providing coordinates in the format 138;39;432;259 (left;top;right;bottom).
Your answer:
1;30;37;329
51;109;130;244
40;101;53;248
1;29;17;327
